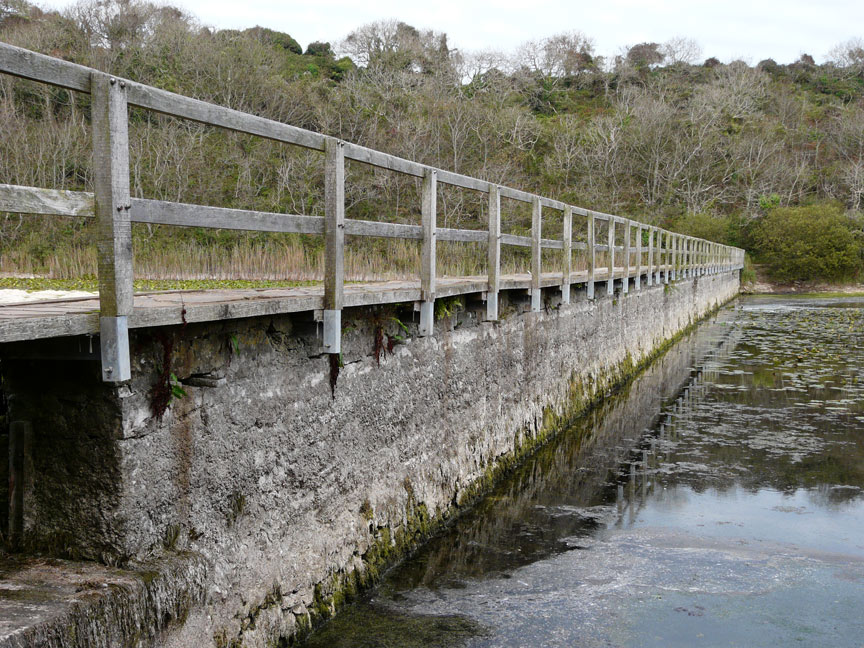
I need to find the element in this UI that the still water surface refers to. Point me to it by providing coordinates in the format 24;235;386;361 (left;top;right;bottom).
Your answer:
304;296;864;648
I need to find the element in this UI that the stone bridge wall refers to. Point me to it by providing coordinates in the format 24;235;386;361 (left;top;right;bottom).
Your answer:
0;272;739;647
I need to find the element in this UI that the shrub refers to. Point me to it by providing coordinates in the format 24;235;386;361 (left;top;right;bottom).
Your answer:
669;212;732;244
752;203;862;281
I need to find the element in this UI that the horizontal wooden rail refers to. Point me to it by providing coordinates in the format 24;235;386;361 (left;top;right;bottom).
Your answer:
0;183;94;217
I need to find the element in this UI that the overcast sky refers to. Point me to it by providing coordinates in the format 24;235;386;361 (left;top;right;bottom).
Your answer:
45;0;862;64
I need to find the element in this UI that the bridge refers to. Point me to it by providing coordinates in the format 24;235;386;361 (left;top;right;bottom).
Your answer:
0;42;741;379
0;42;743;648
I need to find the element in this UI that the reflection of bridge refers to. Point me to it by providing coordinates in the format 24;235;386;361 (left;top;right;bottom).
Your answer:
0;42;743;382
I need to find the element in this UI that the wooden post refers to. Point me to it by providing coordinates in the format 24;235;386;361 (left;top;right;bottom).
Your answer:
531;196;541;312
607;218;615;296
664;232;670;284
8;421;30;549
622;221;630;294
486;185;501;321
323;138;345;354
647;227;654;287
92;73;132;383
688;237;694;278
672;234;678;280
698;239;704;276
682;237;688;278
561;206;572;304
587;213;596;299
419;169;437;336
635;225;642;290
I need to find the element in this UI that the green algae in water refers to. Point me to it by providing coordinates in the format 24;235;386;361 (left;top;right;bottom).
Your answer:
300;602;489;648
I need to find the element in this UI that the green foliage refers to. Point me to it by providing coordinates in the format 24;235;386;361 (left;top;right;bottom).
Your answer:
169;373;186;400
669;212;732;244
3;0;864;286
752;204;863;281
758;194;781;211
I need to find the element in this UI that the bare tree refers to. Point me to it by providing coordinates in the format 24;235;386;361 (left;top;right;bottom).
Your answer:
661;37;702;65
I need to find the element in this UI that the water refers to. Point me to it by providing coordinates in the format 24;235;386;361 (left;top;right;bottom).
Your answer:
302;296;864;648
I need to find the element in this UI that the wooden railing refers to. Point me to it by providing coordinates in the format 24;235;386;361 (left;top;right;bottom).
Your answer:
0;42;744;382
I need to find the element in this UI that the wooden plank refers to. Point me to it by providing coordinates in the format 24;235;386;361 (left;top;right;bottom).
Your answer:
499;186;534;204
92;73;133;382
436;169;490;193
131;198;325;233
323;138;345;313
607;218;615;295
541;238;563;250
92;74;133;318
345;219;421;239
531;197;541;311
436;227;486;243
635;224;642;290
646;227;654;286
127;82;326;151
0;41;91;92
622;221;630;294
562;206;572;304
421;169;437;301
540;197;568;211
342;142;424;177
419;169;437;335
587;212;596;299
0;184;94;217
500;233;532;248
487;185;501;321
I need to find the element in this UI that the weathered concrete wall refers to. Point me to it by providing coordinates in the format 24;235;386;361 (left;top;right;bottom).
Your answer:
0;271;739;647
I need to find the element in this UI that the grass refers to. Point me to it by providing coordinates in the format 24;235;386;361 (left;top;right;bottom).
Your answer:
0;277;318;293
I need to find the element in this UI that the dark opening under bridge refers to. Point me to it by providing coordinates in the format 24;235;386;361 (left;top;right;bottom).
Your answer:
0;41;743;384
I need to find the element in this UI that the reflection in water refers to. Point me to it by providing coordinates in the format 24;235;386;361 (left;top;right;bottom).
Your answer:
302;297;864;648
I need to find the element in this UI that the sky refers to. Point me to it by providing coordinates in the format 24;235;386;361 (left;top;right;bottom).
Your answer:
44;0;863;64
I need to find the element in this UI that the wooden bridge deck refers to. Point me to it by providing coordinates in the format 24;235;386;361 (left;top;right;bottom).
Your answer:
0;267;653;344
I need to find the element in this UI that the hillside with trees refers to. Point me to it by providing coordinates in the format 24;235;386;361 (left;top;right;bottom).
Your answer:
0;0;862;284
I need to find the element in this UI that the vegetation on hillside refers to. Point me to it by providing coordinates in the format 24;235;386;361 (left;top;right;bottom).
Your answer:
0;0;862;282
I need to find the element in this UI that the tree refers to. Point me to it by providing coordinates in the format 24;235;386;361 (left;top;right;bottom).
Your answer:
661;37;701;66
338;19;455;77
625;42;664;69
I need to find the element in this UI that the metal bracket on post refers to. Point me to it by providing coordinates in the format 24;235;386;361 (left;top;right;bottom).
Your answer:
100;315;131;382
322;309;341;354
419;301;434;337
